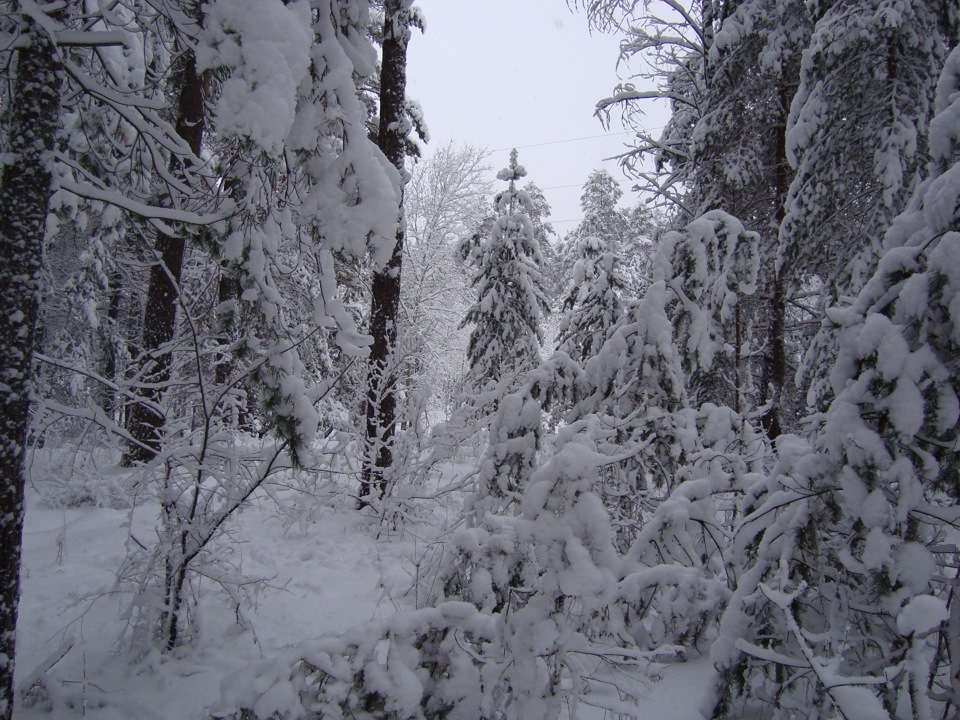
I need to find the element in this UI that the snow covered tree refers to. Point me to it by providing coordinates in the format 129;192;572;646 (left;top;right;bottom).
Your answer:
657;211;761;413
361;0;422;504
556;169;653;298
585;0;811;436
696;0;811;437
555;234;627;368
460;149;550;397
780;0;944;307
0;5;62;713
782;0;946;412
572;210;759;492
86;0;402;651
122;5;208;466
710;45;960;718
401;143;492;425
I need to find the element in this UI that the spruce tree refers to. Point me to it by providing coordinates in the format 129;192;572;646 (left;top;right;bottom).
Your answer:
556;234;627;367
460;149;549;396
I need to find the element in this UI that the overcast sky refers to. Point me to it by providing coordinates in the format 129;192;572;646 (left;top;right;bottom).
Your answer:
406;0;669;237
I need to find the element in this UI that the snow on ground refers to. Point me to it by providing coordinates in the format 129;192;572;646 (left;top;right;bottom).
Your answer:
13;466;715;719
14;479;404;719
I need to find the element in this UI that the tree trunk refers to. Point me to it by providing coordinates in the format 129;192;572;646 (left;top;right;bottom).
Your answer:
123;47;205;464
0;17;61;717
100;268;124;420
361;0;412;504
762;81;791;441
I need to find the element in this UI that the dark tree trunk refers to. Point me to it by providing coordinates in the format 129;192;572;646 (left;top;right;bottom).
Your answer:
761;81;791;441
100;268;124;419
123;49;205;465
0;18;61;718
361;0;411;504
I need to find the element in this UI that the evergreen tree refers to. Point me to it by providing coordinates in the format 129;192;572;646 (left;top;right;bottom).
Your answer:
570;210;762;548
711;44;960;718
0;6;62;713
555;170;652;298
460;149;549;396
361;0;421;503
782;0;945;412
555;234;627;367
585;0;810;435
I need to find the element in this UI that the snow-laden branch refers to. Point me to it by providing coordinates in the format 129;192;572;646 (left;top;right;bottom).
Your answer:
59;179;233;230
55;30;128;47
597;87;697;111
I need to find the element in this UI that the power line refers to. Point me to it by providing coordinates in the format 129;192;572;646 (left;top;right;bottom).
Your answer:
492;131;631;152
491;126;666;153
540;183;583;190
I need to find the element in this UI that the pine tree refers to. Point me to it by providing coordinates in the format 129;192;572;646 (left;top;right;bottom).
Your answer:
656;211;761;413
586;0;811;436
0;7;62;713
361;0;420;504
558;169;652;296
701;0;811;437
567;210;762;551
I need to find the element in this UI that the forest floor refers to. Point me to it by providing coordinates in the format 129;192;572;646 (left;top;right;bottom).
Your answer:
13;453;717;719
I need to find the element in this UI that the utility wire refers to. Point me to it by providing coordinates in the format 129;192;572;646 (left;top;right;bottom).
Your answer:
492;131;631;152
540;183;584;190
491;126;666;153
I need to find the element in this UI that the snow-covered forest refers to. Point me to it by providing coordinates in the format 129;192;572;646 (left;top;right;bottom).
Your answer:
1;0;958;718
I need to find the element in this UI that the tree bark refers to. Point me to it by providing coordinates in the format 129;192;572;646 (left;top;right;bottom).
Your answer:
100;268;124;420
123;46;205;464
761;81;791;441
0;15;61;717
361;0;412;504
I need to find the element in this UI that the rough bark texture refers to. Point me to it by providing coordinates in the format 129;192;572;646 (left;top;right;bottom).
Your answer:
0;18;61;717
123;51;205;464
761;81;791;441
361;0;411;503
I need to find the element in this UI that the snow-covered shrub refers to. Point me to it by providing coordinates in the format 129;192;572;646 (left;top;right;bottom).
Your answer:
26;446;131;509
463;353;581;519
224;371;677;719
615;403;765;652
220;426;666;720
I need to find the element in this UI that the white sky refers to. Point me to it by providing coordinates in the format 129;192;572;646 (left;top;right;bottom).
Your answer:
406;0;669;237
